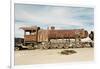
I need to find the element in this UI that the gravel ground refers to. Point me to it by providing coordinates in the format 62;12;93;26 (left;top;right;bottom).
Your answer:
15;48;94;65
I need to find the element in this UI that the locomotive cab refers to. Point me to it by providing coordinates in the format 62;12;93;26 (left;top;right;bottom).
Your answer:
20;26;40;46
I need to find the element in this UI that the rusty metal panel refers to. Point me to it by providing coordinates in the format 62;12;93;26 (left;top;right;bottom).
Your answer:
48;29;88;39
38;30;48;42
24;35;36;42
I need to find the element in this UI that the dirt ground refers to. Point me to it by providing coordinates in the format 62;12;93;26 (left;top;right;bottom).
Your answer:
15;48;94;65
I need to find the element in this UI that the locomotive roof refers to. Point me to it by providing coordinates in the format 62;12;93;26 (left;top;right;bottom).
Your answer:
20;26;38;31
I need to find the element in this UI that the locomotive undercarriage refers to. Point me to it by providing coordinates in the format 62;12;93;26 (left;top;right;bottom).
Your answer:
15;38;93;50
34;39;92;50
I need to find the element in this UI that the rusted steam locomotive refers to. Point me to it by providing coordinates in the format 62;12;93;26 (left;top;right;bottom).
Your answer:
15;26;89;50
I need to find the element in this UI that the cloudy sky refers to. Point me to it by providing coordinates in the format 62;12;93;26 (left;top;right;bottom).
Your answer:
15;3;94;38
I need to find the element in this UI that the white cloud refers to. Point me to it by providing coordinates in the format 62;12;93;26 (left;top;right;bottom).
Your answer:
15;9;84;27
15;4;94;37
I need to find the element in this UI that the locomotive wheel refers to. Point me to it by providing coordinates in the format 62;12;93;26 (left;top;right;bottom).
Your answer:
58;45;63;49
15;47;20;51
44;45;49;49
40;45;44;49
47;45;51;49
49;45;53;49
28;46;34;50
53;44;58;49
63;46;68;49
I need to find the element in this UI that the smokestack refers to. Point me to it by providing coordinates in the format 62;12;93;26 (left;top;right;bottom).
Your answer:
51;26;55;30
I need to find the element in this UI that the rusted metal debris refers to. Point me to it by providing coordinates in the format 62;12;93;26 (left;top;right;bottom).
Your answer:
61;50;77;55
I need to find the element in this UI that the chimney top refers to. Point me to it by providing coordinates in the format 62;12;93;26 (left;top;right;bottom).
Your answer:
51;26;55;30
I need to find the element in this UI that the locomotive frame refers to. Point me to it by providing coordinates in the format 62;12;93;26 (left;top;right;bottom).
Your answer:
14;26;90;50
